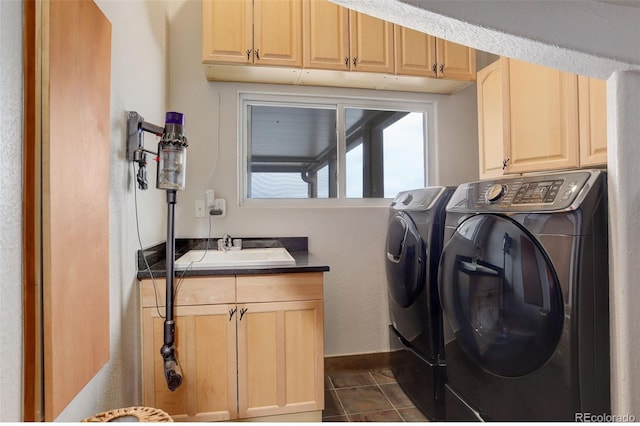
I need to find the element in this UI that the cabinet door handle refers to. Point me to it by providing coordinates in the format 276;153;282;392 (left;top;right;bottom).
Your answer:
239;307;248;321
344;57;349;67
432;63;438;76
255;49;260;60
246;49;252;61
352;57;358;67
229;307;237;321
502;158;511;170
440;63;445;74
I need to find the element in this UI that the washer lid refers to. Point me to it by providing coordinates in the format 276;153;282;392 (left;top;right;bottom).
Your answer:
439;214;564;377
386;212;424;308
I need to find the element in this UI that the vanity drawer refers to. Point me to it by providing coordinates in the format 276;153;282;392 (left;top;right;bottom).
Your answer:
140;276;236;307
236;272;323;303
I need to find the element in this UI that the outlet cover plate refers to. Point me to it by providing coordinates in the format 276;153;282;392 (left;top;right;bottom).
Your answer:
194;200;205;218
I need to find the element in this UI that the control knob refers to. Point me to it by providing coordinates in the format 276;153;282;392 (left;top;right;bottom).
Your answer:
485;184;506;204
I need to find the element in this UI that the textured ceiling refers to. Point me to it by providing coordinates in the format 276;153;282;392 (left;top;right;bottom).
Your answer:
330;0;640;79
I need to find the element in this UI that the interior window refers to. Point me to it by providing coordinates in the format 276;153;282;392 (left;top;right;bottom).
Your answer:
242;94;430;203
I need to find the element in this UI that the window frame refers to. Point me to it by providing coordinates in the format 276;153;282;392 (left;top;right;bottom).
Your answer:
238;91;436;207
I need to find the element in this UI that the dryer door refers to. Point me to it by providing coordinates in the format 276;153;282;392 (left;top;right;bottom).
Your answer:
439;214;564;377
386;212;424;308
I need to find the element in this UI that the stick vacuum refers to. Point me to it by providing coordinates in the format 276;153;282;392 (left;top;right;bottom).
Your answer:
155;112;188;391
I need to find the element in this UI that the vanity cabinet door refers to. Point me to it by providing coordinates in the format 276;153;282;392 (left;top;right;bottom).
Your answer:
141;303;237;422
236;300;324;419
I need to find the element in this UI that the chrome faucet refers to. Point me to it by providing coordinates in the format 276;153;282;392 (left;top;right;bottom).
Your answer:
218;234;233;251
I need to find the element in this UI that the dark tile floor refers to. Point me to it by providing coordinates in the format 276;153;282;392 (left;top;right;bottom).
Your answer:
323;370;430;422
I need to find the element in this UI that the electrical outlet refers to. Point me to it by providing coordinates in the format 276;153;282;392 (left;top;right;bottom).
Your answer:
210;199;226;218
194;200;205;218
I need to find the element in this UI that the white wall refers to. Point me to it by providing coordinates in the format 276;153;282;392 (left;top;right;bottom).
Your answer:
166;0;479;356
0;0;24;421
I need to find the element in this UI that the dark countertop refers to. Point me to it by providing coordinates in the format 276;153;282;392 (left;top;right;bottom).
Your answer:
136;237;330;280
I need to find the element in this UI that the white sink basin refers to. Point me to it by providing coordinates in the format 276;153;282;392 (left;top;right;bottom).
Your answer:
175;247;295;269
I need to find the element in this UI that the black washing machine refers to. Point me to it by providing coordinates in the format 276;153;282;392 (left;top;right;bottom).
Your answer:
438;170;610;421
385;186;455;421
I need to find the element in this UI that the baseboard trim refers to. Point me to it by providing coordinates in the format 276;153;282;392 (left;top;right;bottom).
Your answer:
324;352;392;374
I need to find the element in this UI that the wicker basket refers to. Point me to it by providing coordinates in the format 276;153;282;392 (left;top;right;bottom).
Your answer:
81;406;173;422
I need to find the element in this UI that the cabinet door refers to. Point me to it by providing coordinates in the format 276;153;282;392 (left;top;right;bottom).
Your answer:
477;61;506;179
254;0;302;67
237;300;324;419
141;305;237;421
435;39;476;81
578;76;607;166
202;0;253;64
394;25;437;77
303;0;349;70
349;10;394;73
503;57;579;174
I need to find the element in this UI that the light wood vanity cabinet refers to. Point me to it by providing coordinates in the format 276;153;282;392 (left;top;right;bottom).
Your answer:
140;273;324;422
477;57;607;179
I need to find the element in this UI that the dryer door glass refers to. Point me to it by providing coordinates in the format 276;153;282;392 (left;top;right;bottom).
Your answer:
386;212;424;308
439;214;563;377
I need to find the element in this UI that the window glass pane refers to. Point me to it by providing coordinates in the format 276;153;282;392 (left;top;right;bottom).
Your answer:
344;108;426;198
250;172;310;198
247;105;337;199
346;144;363;198
383;112;425;197
317;165;329;198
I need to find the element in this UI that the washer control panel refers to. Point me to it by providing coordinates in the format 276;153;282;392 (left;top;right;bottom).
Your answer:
391;187;447;211
446;170;599;213
512;179;564;205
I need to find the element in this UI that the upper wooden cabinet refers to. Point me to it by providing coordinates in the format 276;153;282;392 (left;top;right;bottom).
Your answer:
303;1;393;73
348;11;394;73
578;76;608;166
503;57;580;174
202;0;302;67
203;0;476;93
476;58;607;179
476;60;505;179
302;0;349;70
395;26;475;81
